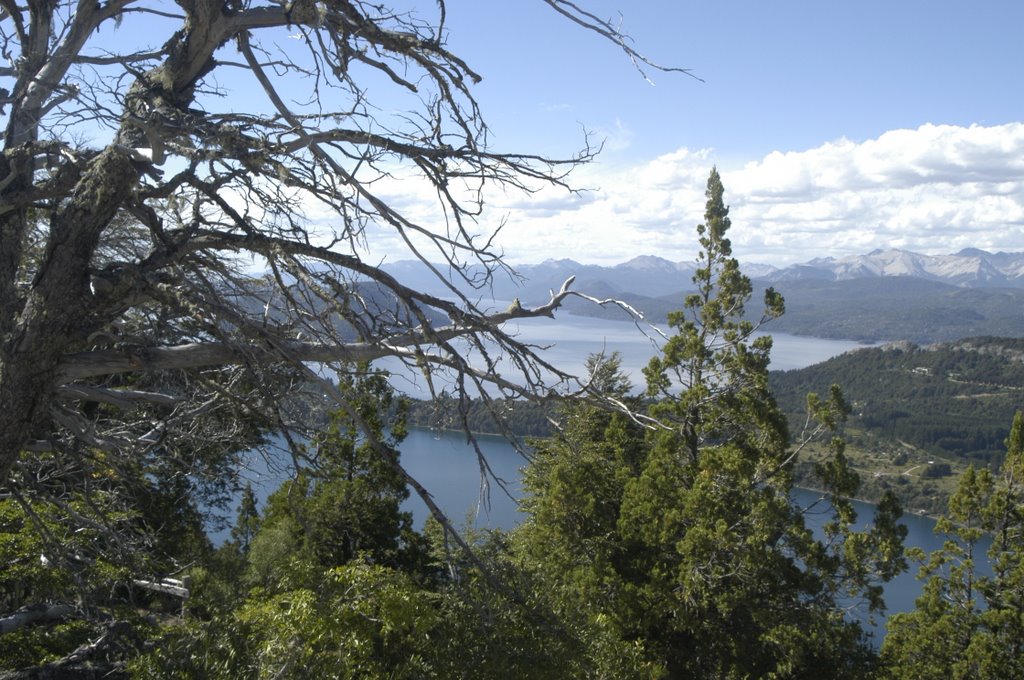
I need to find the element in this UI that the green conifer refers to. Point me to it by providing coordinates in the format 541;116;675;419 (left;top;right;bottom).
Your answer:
883;411;1024;679
518;169;906;678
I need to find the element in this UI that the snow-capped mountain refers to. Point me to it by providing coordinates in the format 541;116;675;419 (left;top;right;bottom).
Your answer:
381;255;699;303
763;248;1024;288
613;255;692;274
379;249;1024;309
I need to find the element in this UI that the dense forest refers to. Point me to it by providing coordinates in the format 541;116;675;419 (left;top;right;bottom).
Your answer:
770;337;1024;466
406;397;555;439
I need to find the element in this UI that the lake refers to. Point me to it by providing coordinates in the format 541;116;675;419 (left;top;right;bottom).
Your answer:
498;313;870;374
379;311;871;398
233;314;871;526
219;315;868;532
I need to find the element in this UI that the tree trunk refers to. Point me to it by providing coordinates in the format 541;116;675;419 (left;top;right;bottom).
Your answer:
0;148;137;472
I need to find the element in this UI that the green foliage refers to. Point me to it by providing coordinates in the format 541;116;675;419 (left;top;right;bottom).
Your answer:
921;463;953;478
238;562;439;679
882;411;1024;679
244;366;430;590
771;338;1024;466
0;619;96;671
0;388;250;666
137;366;449;676
514;170;905;678
132;561;439;680
0;482;204;671
643;168;786;467
0;495;94;667
515;353;658;677
422;522;637;680
0;500;74;609
244;513;304;591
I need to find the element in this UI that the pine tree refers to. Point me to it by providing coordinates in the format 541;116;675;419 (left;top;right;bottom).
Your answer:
517;169;907;678
516;353;658;677
981;410;1024;672
882;411;1024;679
243;364;430;591
642;166;786;465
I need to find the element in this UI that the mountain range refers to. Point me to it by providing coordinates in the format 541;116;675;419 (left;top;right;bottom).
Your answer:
384;247;1024;301
510;248;1024;300
760;248;1024;288
381;248;1024;344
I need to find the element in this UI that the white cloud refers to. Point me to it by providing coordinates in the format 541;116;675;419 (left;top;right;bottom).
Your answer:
722;123;1024;263
735;123;1024;197
315;122;1024;268
495;122;1024;266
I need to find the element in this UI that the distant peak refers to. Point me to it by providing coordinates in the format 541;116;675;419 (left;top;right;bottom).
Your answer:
954;247;990;257
617;255;680;269
536;258;582;268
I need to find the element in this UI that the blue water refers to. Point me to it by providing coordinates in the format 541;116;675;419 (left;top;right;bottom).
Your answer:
376;312;870;399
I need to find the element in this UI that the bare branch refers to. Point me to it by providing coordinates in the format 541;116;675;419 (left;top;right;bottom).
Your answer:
541;0;703;83
58;277;582;382
57;384;182;408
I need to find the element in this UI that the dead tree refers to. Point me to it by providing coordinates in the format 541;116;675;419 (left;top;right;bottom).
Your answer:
0;0;694;514
0;0;697;615
0;3;697;672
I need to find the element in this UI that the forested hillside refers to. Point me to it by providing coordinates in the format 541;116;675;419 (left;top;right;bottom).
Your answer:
563;278;1024;344
756;280;1024;343
406;397;555;439
770;337;1024;466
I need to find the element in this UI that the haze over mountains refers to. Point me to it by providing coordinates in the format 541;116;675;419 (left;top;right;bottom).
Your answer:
511;248;1024;300
761;248;1024;288
383;248;1024;344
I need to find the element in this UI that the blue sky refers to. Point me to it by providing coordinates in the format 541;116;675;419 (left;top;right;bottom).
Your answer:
406;1;1024;266
445;1;1023;159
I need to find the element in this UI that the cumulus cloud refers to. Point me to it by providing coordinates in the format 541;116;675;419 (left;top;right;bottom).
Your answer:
486;122;1024;266
336;122;1024;268
737;123;1024;197
723;123;1024;263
